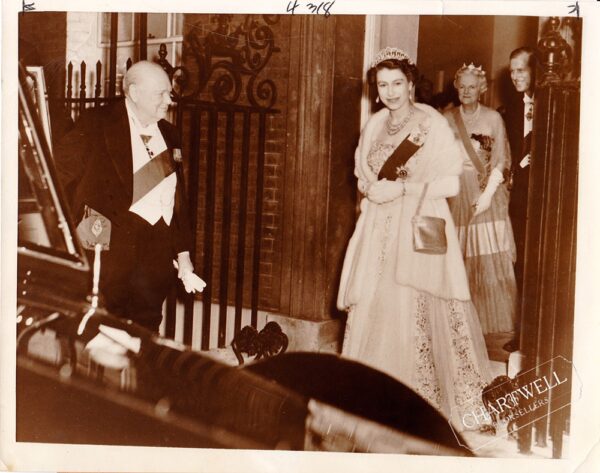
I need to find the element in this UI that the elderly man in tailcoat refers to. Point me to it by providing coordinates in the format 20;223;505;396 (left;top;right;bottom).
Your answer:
55;61;194;332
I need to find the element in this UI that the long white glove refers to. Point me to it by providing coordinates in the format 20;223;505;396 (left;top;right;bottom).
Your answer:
473;167;504;217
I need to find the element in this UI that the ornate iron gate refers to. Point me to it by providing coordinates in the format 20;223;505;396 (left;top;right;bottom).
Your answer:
164;14;281;350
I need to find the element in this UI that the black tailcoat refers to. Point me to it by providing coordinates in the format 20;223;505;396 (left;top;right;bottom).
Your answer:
54;100;192;329
503;90;532;299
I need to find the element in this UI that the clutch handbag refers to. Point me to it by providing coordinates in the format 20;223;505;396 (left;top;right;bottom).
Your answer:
412;182;447;255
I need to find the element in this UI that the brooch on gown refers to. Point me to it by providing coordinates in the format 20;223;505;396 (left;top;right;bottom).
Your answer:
396;165;409;180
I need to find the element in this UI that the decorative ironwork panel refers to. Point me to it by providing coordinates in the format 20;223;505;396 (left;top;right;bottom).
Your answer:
178;14;280;109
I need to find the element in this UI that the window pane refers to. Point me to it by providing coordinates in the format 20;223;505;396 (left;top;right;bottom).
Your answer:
173;13;184;36
119;13;134;42
147;13;168;39
100;13;111;43
100;13;134;43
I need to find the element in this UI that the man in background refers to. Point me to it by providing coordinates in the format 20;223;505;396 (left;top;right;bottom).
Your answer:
503;47;536;352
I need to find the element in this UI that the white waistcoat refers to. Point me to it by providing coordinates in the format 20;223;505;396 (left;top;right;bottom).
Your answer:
126;101;177;225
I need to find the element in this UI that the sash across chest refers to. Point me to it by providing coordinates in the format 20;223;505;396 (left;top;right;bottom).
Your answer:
377;136;422;181
131;149;176;205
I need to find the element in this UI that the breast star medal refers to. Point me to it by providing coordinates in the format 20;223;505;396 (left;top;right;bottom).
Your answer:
396;165;409;180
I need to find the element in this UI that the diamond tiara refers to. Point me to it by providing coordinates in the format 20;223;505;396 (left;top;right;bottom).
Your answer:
456;62;486;77
370;47;414;69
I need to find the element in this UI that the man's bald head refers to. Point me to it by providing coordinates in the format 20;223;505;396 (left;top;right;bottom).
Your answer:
123;61;168;96
123;61;172;126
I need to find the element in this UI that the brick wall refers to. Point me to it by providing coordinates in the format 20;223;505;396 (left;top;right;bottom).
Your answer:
180;14;292;312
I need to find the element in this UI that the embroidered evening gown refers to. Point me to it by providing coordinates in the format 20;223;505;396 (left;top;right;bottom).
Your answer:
445;105;517;334
339;107;493;430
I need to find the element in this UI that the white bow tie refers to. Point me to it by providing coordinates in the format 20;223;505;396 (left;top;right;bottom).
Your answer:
523;94;534;105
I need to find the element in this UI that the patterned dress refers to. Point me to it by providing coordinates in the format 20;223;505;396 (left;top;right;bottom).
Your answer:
445;105;517;334
338;104;492;431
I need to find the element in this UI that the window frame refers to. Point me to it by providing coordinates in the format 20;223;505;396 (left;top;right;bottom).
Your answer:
97;13;183;48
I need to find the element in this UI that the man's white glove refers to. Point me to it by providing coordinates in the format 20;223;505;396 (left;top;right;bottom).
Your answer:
173;253;206;294
473;168;503;217
176;251;194;279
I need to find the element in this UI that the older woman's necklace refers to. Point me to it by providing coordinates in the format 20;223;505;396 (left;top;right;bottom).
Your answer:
385;107;415;135
459;104;481;125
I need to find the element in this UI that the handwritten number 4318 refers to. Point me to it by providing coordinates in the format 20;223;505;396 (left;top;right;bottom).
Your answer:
287;0;335;17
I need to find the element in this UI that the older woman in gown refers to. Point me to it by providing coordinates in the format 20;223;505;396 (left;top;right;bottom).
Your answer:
337;48;492;431
443;64;517;335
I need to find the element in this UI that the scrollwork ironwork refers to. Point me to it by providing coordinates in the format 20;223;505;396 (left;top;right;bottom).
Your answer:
180;14;281;109
211;61;243;104
247;76;277;109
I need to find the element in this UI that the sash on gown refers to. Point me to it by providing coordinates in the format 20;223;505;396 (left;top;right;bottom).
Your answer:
451;108;486;189
377;134;423;181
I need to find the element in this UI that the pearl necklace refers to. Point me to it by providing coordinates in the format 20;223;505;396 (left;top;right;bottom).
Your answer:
385;107;415;135
459;104;481;125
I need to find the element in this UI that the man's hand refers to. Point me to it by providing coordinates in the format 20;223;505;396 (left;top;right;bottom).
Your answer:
176;251;194;279
173;252;206;293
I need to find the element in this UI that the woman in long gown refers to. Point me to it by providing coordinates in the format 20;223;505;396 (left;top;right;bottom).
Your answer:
337;47;492;431
444;64;517;335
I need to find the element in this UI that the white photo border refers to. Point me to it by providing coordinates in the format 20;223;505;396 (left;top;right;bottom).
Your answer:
2;1;600;472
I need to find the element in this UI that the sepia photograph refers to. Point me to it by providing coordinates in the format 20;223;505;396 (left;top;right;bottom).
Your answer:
2;1;599;472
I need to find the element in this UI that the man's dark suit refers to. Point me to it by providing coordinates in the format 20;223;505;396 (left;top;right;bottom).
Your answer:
504;91;532;328
54;100;192;331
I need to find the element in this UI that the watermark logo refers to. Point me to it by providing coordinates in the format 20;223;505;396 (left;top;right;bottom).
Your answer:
450;356;582;453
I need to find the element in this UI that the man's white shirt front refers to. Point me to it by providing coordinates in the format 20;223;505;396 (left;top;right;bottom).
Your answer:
520;93;534;168
523;93;534;137
126;100;177;225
